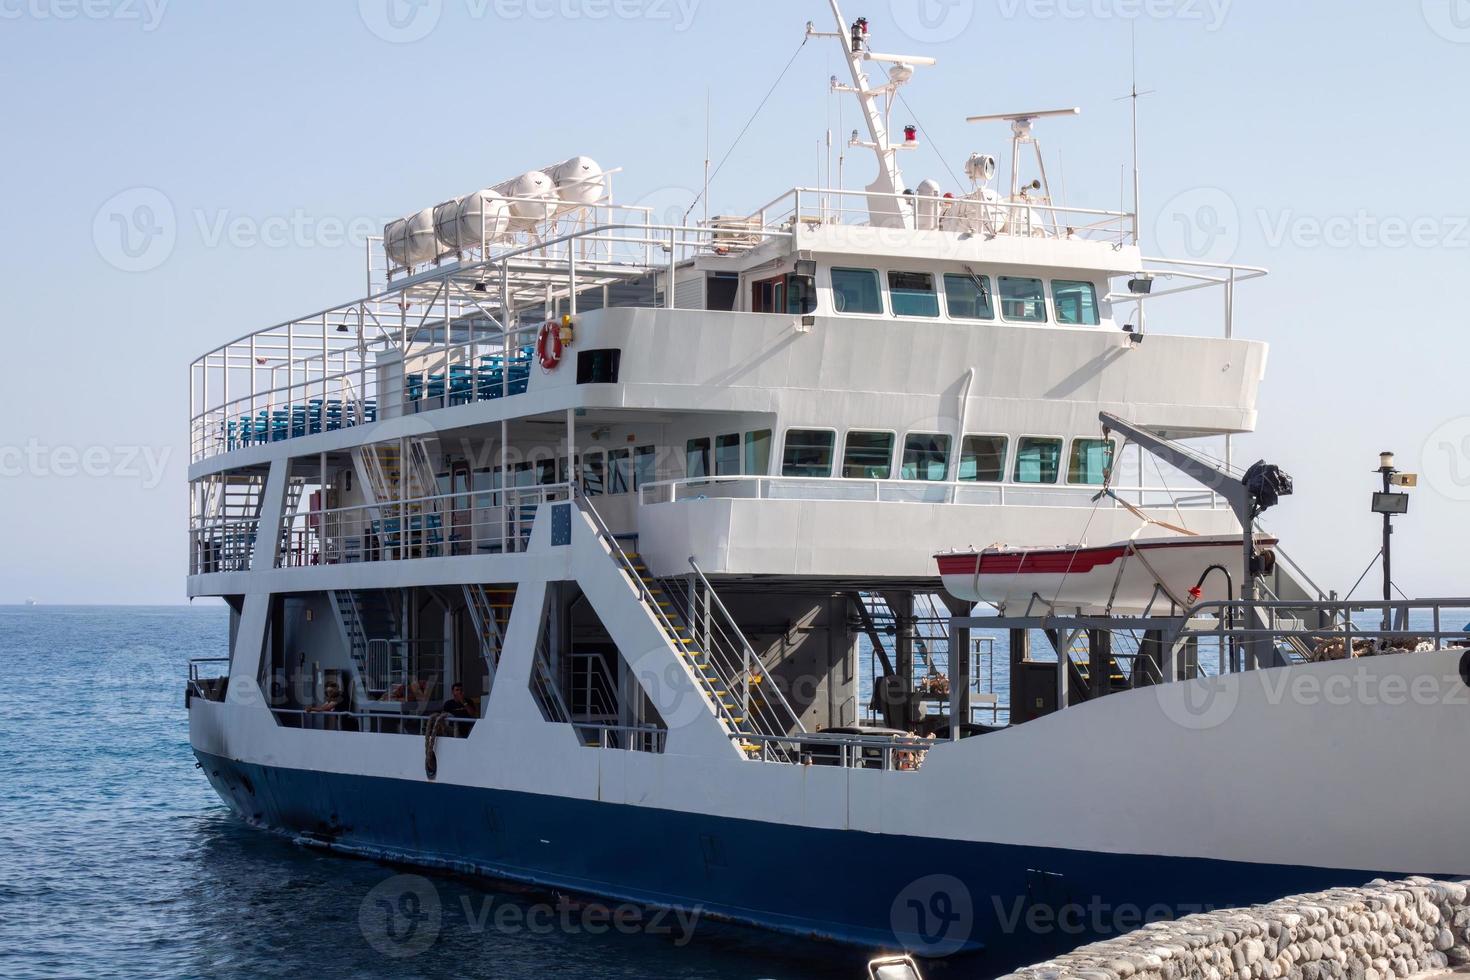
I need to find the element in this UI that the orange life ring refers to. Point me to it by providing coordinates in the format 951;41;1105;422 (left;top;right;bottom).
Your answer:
536;319;563;370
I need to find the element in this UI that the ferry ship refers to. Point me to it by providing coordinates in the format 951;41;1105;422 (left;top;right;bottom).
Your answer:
185;4;1470;970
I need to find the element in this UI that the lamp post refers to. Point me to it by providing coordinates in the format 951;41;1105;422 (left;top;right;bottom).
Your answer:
1370;451;1415;631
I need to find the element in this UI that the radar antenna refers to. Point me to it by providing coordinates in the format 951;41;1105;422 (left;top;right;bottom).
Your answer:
965;108;1080;204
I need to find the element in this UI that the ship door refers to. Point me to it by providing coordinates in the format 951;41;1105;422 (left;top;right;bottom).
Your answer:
450;460;471;556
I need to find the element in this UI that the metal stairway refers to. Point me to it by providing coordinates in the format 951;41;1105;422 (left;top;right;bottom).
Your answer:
573;492;802;749
331;589;401;696
859;592;953;693
462;584;514;686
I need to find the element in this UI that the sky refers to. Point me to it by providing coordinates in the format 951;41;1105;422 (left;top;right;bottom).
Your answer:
0;0;1467;603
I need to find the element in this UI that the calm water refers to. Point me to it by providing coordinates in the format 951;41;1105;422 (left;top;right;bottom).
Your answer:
0;606;887;980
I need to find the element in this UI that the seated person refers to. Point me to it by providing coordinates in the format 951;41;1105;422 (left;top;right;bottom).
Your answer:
441;683;476;720
306;681;356;730
307;682;347;713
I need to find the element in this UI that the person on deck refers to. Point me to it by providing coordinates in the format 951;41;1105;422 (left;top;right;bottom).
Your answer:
441;683;476;720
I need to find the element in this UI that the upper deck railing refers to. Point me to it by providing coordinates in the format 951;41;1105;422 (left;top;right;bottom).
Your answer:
187;212;793;462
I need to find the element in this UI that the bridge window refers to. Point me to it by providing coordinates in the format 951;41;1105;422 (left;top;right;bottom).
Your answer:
633;445;656;488
581;450;606;496
943;273;994;320
842;431;894;479
999;276;1047;323
887;271;939;317
830;268;883;315
1014;437;1062;484
900;433;951;481
782;429;836;477
1053;280;1100;325
714;434;741;475
745;429;772;475
609;448;631;494
959;435;1008;483
1067;438;1115;485
686;437;711;479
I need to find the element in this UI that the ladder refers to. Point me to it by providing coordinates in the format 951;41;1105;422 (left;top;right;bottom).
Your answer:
331;589;401;696
462;584;514;686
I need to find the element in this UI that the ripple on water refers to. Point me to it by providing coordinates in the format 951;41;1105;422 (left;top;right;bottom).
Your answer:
0;606;872;979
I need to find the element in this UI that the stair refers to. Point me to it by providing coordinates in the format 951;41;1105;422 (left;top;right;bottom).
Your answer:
462;584;514;686
572;493;803;750
331;589;401;696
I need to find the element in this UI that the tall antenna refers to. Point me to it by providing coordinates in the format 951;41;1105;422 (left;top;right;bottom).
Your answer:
1116;24;1154;331
702;86;711;228
1116;23;1154;249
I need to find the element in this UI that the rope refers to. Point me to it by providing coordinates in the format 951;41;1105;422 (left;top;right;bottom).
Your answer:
423;712;450;780
683;36;810;223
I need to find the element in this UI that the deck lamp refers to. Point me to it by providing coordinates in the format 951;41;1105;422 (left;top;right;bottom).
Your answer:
1373;451;1416;630
1127;274;1153;295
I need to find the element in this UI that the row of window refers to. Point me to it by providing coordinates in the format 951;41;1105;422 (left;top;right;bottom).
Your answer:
829;268;1101;326
775;430;1117;486
433;429;1113;499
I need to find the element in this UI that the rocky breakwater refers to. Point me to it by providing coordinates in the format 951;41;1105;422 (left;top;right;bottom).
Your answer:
999;878;1470;980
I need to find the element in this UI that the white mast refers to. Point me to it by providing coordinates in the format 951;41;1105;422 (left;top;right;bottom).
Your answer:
809;1;934;227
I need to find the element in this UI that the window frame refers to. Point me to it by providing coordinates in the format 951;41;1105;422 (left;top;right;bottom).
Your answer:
957;434;1009;484
713;433;741;476
828;267;885;317
899;431;953;482
685;436;712;480
998;275;1049;324
744;428;772;476
1066;437;1117;486
780;427;839;478
1051;279;1101;326
942;272;996;321
840;429;897;480
886;270;940;318
1012;435;1065;485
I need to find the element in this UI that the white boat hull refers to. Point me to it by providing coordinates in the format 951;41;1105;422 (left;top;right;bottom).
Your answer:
936;534;1275;614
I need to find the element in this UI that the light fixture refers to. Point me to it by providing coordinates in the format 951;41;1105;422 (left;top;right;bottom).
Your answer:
903;125;918;142
336;324;350;333
1127;274;1154;295
1378;451;1395;471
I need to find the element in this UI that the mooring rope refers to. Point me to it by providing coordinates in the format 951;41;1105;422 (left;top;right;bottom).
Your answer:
423;712;450;780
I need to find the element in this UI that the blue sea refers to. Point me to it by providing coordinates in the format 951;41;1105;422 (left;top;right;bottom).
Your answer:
0;606;887;980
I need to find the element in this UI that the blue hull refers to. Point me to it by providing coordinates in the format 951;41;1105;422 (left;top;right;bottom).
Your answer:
197;750;1422;972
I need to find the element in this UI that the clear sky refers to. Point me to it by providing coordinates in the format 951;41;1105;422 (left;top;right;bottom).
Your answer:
1;0;1467;603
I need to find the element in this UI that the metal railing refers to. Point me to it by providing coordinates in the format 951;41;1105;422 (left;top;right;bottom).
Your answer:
273;483;571;568
270;707;477;736
189;516;260;574
639;475;1224;511
189;217;793;461
1185;598;1470;667
186;657;230;704
744;186;1137;244
656;558;807;741
732;732;937;770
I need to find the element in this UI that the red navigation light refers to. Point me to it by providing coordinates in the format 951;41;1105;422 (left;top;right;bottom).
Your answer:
903;125;917;142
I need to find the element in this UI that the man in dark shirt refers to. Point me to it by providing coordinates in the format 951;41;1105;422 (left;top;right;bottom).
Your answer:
441;683;476;719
